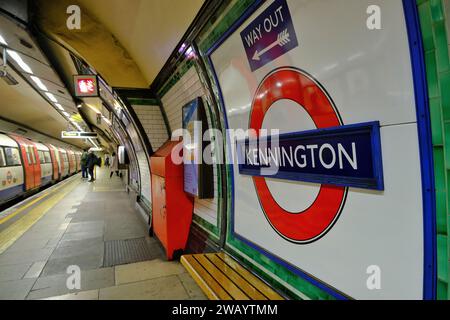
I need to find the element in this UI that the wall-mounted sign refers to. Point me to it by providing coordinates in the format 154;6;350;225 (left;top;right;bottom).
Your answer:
237;122;384;190
74;75;99;97
240;0;298;72
62;131;98;139
210;0;426;299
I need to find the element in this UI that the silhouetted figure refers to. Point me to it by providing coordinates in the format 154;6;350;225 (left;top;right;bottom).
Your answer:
110;152;119;178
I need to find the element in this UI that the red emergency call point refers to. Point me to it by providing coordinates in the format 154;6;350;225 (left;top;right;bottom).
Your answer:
74;75;99;97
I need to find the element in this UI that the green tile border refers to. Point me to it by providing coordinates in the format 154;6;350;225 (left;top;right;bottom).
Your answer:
418;0;450;300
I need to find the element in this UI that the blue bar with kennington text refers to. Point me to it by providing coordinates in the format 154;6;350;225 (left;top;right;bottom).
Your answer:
236;122;384;190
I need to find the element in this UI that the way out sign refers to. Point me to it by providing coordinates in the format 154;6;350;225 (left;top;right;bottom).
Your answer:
240;0;298;71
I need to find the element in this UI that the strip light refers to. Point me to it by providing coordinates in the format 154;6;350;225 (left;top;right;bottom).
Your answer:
55;103;64;111
30;76;48;91
6;50;33;74
45;92;58;103
0;34;7;45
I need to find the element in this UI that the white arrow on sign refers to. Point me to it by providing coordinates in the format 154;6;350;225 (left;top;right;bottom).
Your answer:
252;29;291;61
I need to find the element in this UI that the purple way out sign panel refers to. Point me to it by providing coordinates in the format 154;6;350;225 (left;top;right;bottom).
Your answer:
240;0;299;72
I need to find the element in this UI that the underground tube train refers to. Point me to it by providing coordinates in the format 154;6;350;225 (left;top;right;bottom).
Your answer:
0;132;82;205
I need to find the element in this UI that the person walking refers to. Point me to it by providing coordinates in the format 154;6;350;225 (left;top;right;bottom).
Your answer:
105;156;110;168
110;151;119;178
80;149;88;179
86;150;98;182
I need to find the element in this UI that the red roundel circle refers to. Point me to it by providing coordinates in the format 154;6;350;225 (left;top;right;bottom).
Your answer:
249;67;347;243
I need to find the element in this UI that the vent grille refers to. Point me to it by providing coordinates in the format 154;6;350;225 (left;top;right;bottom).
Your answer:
103;237;154;267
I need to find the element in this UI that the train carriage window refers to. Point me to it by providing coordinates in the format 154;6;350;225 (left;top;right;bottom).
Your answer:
44;151;51;163
25;147;32;164
0;148;6;167
30;147;36;164
5;147;21;166
38;150;45;164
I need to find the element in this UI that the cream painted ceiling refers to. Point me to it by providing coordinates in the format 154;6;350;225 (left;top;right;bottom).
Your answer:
35;0;204;88
0;65;87;148
0;13;88;149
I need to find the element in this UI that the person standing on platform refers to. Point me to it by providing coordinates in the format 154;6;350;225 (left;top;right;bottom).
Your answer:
87;150;98;182
110;151;119;178
80;149;89;179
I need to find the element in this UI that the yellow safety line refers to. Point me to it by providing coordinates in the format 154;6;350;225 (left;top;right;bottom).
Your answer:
0;177;77;225
0;179;81;254
0;194;48;225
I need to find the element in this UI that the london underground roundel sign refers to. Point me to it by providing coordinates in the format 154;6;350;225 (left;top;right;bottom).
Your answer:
248;67;348;244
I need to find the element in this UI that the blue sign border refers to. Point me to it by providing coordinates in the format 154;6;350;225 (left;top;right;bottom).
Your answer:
205;0;436;300
236;121;384;191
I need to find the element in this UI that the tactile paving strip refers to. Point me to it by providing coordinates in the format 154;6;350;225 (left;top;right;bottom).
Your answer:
103;237;154;267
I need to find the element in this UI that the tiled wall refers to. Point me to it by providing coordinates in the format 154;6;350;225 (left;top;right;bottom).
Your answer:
160;66;220;228
132;105;169;151
161;67;206;131
418;0;450;299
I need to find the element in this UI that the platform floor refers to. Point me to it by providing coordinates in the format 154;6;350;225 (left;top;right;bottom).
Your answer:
0;168;206;300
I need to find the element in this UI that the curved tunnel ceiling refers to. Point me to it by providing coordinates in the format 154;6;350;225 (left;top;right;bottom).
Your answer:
33;0;204;88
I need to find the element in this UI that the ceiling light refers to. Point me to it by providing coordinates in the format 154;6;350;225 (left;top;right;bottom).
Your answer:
30;76;48;91
55;103;64;111
7;50;33;74
0;34;7;45
45;92;57;103
63;111;70;117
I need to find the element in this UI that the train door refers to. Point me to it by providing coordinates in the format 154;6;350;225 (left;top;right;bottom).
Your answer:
9;135;36;191
59;149;69;177
30;143;42;188
47;144;59;181
67;150;75;175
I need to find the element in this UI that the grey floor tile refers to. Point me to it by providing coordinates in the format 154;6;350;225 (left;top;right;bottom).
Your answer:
99;275;189;300
0;248;54;266
177;273;207;300
0;278;36;300
0;263;32;282
23;261;47;279
40;253;103;277
50;242;103;260
59;229;104;242
5;238;50;252
57;237;104;249
28;267;114;300
65;221;104;234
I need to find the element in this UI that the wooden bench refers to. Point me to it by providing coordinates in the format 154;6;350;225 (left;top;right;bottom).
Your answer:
181;252;285;300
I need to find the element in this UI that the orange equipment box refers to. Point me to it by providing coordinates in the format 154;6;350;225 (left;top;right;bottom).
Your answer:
150;140;194;260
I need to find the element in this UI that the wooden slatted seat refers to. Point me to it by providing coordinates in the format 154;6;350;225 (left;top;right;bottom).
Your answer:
180;252;285;300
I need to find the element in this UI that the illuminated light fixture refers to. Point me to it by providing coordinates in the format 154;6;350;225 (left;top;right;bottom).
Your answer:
88;138;99;149
0;34;7;45
102;116;111;126
6;50;33;74
55;103;64;111
63;111;70;117
30;76;48;91
45;92;58;103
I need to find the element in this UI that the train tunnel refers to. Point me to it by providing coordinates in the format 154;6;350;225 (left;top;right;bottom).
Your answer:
0;0;449;305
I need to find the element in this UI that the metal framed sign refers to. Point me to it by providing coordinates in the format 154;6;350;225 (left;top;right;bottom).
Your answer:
208;0;433;299
62;131;98;139
74;75;99;97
